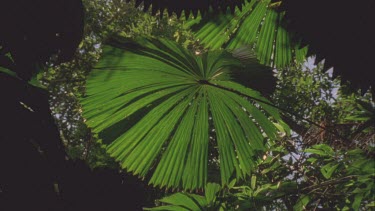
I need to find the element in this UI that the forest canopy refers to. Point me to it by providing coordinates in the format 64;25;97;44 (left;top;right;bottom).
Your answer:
0;0;374;210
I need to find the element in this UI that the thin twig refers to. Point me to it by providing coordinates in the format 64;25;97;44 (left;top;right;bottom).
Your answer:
303;175;358;193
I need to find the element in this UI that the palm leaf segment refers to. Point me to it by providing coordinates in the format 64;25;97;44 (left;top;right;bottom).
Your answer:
187;0;307;68
145;183;222;210
133;0;245;17
81;37;285;190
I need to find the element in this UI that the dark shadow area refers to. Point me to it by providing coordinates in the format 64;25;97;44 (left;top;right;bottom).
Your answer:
0;0;155;210
0;74;155;210
281;0;375;92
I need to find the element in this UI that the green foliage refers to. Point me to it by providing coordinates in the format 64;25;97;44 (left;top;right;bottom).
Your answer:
148;140;292;210
293;195;310;211
44;0;201;168
272;58;374;151
304;144;375;210
0;66;17;77
339;94;375;138
34;0;374;209
80;37;285;189
1;65;45;88
145;183;221;211
273;59;340;125
185;0;307;68
150;142;374;210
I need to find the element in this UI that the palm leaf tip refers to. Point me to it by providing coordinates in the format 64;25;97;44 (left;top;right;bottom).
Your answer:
80;36;286;190
132;0;246;18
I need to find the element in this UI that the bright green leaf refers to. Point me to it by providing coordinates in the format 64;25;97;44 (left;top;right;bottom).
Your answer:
293;195;310;211
320;162;339;179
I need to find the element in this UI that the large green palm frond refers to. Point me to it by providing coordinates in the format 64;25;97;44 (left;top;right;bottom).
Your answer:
80;37;285;190
186;0;307;68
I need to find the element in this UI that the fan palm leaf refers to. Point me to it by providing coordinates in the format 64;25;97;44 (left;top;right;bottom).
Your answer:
80;36;285;189
186;0;307;68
